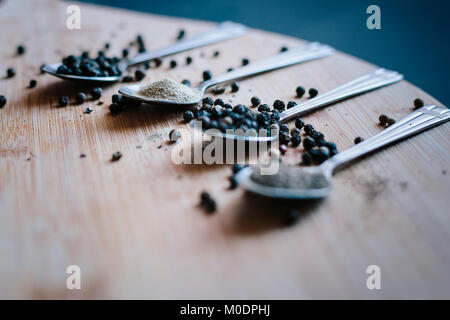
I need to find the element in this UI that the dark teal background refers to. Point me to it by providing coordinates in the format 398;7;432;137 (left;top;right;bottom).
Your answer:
80;0;449;104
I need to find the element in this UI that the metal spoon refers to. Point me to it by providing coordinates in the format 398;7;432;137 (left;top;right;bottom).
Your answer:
41;21;246;83
236;105;450;199
192;68;404;143
118;42;335;104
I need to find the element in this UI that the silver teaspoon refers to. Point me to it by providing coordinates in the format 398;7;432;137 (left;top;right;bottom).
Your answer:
42;21;246;83
118;42;335;104
236;105;450;199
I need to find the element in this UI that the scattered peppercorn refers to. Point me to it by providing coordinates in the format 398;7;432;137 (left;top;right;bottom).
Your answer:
134;69;146;81
169;129;182;142
296;86;305;98
309;88;318;98
213;50;220;57
354;136;363;144
290;134;302;147
183;110;195;122
177;29;186;40
413;98;424;109
0;95;6;109
58;96;68;107
229;175;238;190
242;58;250;66
186;56;192;65
136;34;147;53
84;108;93;114
152;58;162;68
111;151;122;162
181;79;191;87
170;60;177;69
295;118;305;129
273;100;285;112
109;103;123;114
290;128;301;136
122;48;129;58
302;152;312;165
258;104;270;112
200;191;216;213
7;68;15;78
28;79;37;88
287;101;297;109
98;100;104;105
387;118;396;126
91;87;103;100
231;82;240;92
75;92;86;104
280;46;288;52
212;86;225;95
122;75;134;82
17;45;26;55
80;153;86;158
303;136;316;150
227;67;234;72
203;70;212;81
246;97;257;108
279;124;289;134
214;98;225;106
379;114;388;125
303;124;314;134
104;42;110;50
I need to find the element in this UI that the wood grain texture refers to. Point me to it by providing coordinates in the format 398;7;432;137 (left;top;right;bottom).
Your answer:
0;0;449;299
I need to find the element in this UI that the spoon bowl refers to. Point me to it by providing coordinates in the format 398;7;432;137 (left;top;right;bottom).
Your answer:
41;63;121;83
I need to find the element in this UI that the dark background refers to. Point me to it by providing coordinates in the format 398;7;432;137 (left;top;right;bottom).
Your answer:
80;0;449;104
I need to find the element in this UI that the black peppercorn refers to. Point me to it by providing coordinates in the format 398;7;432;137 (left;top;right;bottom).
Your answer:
303;136;316;150
112;94;123;104
413;98;424;109
290;134;302;147
7;68;15;78
291;128;301;136
203;70;212;81
287;101;297;109
152;58;162;67
111;151;122;161
303;124;314;134
202;97;214;106
28;79;37;88
214;98;225;106
183;110;195;122
177;29;186;40
258;104;270;112
309;88;318;98
295;118;305;129
379;114;388;125
104;42;110;50
135;70;145;81
279;131;290;145
91;87;103;100
122;75;134;82
251;96;260;107
200;191;216;213
109;103;123;114
0;95;7;109
227;67;234;72
279;124;289;134
17;45;26;55
212;86;225;95
296;86;305;98
186;56;192;65
242;58;250;66
302;152;312;165
181;79;191;87
84;108;93;114
58;96;68;107
122;48;129;58
387;118;396;126
231;82;240;92
75;92;86;104
213;50;220;57
273;100;285;111
280;46;288;53
354;136;363;144
170;60;177;69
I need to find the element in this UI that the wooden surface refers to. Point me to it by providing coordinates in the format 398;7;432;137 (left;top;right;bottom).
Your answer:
0;0;449;299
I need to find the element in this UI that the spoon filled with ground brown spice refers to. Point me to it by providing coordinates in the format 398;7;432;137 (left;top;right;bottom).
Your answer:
236;105;450;199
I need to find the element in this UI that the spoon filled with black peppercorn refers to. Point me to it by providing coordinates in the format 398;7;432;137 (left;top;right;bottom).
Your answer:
119;42;335;105
42;22;246;83
235;105;450;199
187;68;403;143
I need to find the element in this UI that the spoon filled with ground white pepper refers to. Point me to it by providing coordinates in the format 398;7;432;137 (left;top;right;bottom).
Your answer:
42;22;246;83
119;42;335;104
188;68;403;143
236;105;450;199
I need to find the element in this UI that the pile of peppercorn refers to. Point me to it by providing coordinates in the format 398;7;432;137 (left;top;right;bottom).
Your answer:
57;52;122;77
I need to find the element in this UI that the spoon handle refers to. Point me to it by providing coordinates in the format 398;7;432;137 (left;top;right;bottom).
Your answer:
127;21;246;67
200;42;334;89
280;68;404;122
326;105;450;171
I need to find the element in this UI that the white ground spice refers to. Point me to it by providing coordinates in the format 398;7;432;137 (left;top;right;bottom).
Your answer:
138;78;201;103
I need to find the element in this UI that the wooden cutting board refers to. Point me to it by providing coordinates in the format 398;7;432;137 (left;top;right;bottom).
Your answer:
0;0;449;299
